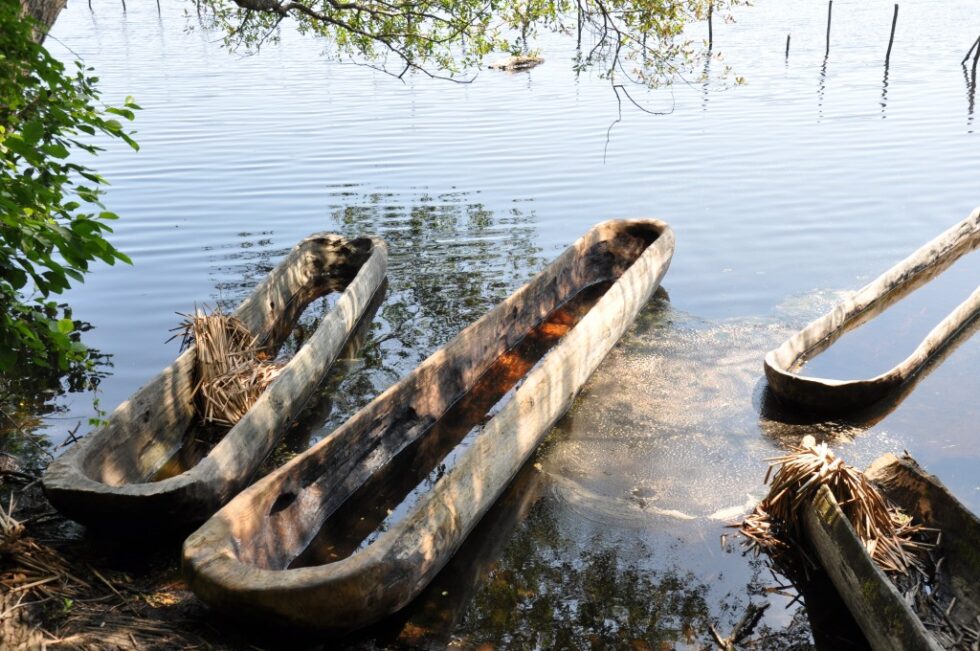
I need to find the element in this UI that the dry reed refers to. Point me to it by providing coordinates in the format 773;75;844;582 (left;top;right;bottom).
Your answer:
173;306;284;427
1;497;90;642
739;436;935;576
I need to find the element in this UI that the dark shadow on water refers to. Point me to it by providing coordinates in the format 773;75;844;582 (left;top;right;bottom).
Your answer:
0;322;112;474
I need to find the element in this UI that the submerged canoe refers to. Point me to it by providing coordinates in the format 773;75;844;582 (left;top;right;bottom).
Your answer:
43;234;387;529
803;454;980;651
183;219;674;632
765;207;980;413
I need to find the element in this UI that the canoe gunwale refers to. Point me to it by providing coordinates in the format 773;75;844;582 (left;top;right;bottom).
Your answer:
803;454;980;651
42;233;388;528
182;218;675;632
764;207;980;413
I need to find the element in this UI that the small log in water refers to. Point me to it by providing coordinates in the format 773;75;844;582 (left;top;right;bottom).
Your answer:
963;35;980;66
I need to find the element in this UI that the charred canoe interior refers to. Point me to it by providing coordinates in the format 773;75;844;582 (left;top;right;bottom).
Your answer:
764;208;980;413
183;219;675;632
289;282;610;567
43;234;387;528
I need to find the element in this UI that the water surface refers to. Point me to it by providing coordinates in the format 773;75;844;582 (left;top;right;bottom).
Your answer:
22;0;980;646
799;244;979;380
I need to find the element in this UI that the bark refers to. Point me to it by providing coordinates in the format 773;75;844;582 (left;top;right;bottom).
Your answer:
20;0;67;43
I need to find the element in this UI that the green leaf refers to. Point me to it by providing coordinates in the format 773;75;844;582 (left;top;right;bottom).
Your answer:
106;107;135;120
0;346;15;370
21;120;44;145
56;318;74;334
43;142;70;158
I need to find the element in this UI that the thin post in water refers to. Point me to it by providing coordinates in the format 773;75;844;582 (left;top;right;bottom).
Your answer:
963;35;980;65
825;0;833;57
885;4;898;65
785;34;791;59
974;35;980;77
708;2;714;51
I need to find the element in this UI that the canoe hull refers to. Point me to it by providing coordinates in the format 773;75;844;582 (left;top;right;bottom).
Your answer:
803;454;980;651
183;219;675;632
43;234;387;529
765;207;980;414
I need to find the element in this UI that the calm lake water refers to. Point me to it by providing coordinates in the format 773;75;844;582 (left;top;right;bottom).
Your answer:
29;0;980;646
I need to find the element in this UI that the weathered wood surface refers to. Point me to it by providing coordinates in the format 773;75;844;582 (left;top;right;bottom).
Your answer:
765;207;980;414
868;454;980;629
803;455;980;651
43;234;387;529
182;219;675;633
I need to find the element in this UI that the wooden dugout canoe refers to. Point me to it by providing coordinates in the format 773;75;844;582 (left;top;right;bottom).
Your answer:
43;234;387;529
764;208;980;413
182;219;675;633
803;454;980;651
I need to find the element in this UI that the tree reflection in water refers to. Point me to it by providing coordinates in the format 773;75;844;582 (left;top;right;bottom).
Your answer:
316;191;545;443
356;459;815;650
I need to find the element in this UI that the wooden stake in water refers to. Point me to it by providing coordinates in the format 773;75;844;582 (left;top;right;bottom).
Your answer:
963;35;980;66
785;34;791;60
825;0;833;58
885;4;899;66
708;2;714;51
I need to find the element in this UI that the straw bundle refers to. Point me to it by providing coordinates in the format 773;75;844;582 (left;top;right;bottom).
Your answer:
739;436;935;576
174;307;284;428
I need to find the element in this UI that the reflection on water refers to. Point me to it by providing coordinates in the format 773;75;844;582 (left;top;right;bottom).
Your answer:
0;337;111;474
291;283;611;567
26;0;980;647
799;245;979;381
312;193;544;443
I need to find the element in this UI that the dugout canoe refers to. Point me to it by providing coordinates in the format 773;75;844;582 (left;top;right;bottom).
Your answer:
183;219;675;633
43;234;387;529
764;207;980;413
803;454;980;651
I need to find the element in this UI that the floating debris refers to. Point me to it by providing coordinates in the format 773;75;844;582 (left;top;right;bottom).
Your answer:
488;54;544;71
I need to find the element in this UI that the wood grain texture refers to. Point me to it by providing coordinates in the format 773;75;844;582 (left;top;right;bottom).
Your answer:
42;234;387;529
182;219;675;633
765;207;980;413
869;454;980;630
804;455;980;651
803;485;941;651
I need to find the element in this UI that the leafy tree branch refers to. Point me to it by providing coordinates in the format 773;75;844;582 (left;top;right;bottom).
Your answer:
0;0;139;372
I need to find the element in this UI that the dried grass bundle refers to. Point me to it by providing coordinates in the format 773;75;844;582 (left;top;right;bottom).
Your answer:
173;306;284;427
740;436;935;576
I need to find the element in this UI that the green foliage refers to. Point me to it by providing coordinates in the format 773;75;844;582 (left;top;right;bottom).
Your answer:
200;0;742;85
0;0;139;372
